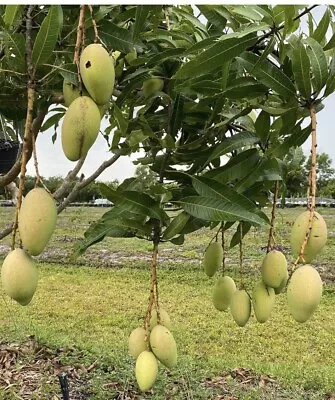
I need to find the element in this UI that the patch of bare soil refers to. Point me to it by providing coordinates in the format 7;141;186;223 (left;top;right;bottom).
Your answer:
0;337;95;399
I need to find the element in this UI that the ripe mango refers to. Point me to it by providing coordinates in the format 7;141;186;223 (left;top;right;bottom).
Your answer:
61;96;101;161
1;249;38;306
274;268;288;294
79;44;115;105
212;276;236;311
230;289;251;327
19;188;57;256
142;78;164;98
261;250;288;289
252;281;275;323
290;211;327;263
63;80;80;107
150;325;177;368
204;242;223;277
128;327;147;359
150;308;172;331
135;350;158;392
287;264;323;323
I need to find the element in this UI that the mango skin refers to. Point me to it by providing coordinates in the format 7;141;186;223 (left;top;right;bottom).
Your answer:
230;289;251;327
135;350;158;392
63;80;80;107
261;250;288;289
61;96;101;161
212;276;236;311
79;44;115;105
1;249;38;306
290;211;327;263
204;242;223;277
19;188;57;256
252;281;275;323
274;268;288;295
150;308;172;331
150;324;177;368
128;327;147;359
287;264;323;323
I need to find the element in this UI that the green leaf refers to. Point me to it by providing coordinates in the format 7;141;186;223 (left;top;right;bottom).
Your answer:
175;34;257;80
113;104;128;136
230;222;251;248
133;6;150;41
5;32;25;72
312;9;330;44
238;52;296;99
205;131;259;165
100;184;169;223
147;48;185;67
41;112;65;132
99;20;143;53
324;32;335;51
254;110;270;143
197;5;227;29
32;5;63;67
180;196;266;225
170;94;184;138
222;77;268;100
57;63;78;85
205;149;260;183
324;72;335;97
162;211;190;240
290;41;311;99
304;37;328;92
229;6;264;21
192;176;260;214
3;5;24;28
271;124;311;158
186;35;221;54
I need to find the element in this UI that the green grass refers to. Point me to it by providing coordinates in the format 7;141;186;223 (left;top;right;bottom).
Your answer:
0;206;334;399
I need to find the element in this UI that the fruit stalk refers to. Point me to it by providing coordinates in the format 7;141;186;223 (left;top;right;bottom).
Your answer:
221;223;226;274
239;223;245;288
11;6;36;250
73;5;86;91
266;180;279;253
88;5;100;43
293;105;317;267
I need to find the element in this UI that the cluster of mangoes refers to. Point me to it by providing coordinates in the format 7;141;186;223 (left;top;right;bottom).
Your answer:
61;44;115;161
128;308;177;392
1;188;57;305
204;210;327;325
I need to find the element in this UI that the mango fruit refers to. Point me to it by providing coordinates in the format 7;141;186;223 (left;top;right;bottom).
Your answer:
61;96;101;161
128;327;147;359
63;80;80;107
1;249;38;306
19;188;57;256
150;324;177;368
290;211;327;263
212;276;236;311
79;44;115;105
261;250;288;289
135;350;158;392
287;264;323;323
274;268;288;294
204;242;223;277
252;281;275;323
150;308;172;331
142;78;164;98
230;289;251;327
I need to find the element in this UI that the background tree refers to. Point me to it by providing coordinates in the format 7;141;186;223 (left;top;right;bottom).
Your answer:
305;152;335;192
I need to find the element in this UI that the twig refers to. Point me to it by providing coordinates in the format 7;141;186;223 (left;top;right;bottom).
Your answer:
239;223;244;289
144;246;157;346
88;5;100;43
266;181;279;253
73;5;86;92
53;156;86;200
164;6;171;31
221;223;225;275
292;105;317;270
11;5;36;250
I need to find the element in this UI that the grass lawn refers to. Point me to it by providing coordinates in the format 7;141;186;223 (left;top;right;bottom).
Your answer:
0;206;334;399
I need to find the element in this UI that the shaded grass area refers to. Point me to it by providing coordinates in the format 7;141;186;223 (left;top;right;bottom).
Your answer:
0;206;334;399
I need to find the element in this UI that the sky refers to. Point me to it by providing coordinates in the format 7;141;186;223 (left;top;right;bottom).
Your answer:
26;4;335;182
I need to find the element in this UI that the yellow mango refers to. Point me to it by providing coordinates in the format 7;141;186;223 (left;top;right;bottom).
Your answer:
203;242;223;277
252;281;275;323
79;44;115;105
1;249;38;306
230;289;251;327
61;96;101;161
128;327;147;359
150;324;177;368
261;250;288;289
287;265;323;323
135;350;158;392
212;276;236;311
290;211;327;263
19;188;57;256
150;308;172;331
